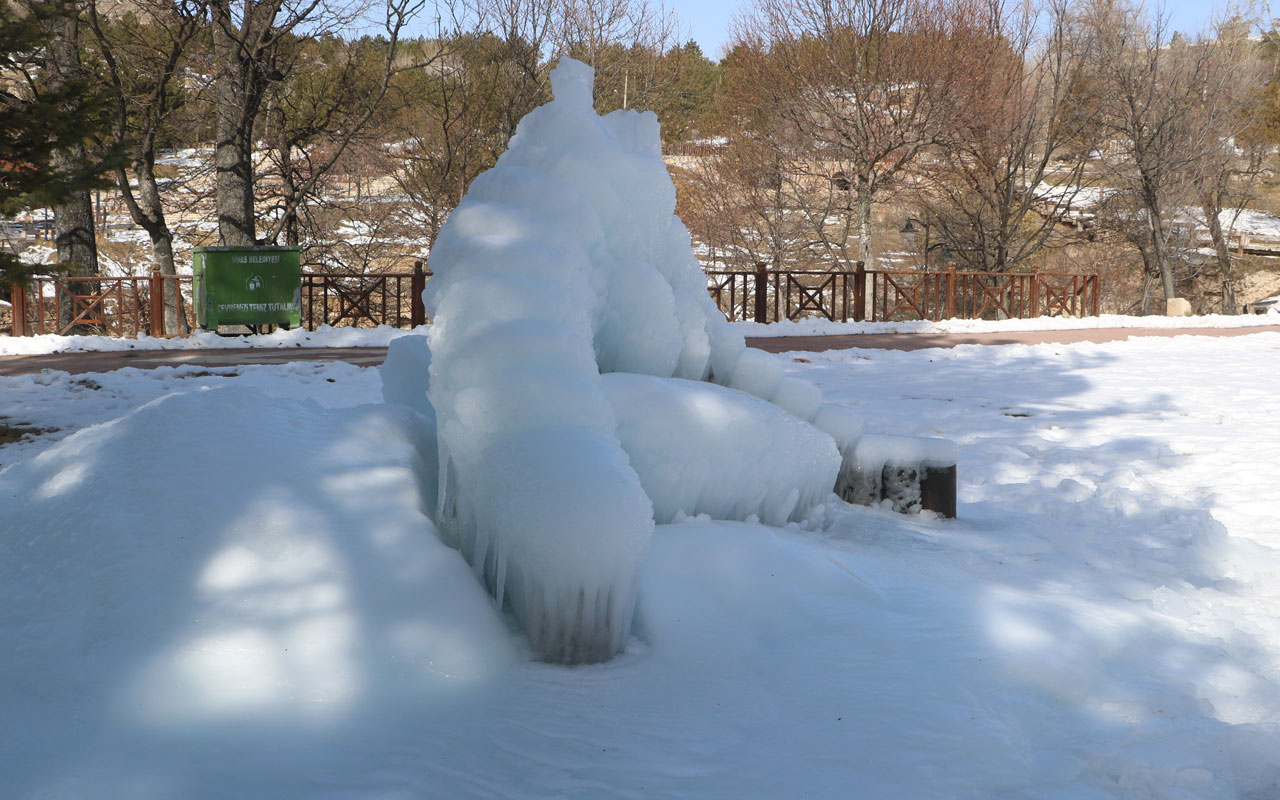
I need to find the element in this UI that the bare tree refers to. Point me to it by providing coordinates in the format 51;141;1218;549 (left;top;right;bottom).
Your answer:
919;0;1095;273
391;0;678;250
1190;14;1267;313
473;0;558;133
681;123;817;270
390;7;549;248
208;0;374;246
258;0;426;247
731;0;973;269
87;0;209;333
679;107;867;271
554;0;678;111
1072;0;1251;310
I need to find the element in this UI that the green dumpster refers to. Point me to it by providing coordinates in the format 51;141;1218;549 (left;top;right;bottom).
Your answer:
192;246;302;331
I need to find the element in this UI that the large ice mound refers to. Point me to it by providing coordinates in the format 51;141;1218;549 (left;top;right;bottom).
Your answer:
422;58;843;663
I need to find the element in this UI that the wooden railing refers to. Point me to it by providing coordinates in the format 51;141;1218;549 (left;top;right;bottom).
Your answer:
8;271;193;338
706;263;1101;324
6;261;432;337
301;262;429;330
5;259;1100;338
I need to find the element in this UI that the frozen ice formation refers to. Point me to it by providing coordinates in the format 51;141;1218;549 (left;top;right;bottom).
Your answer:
417;58;848;663
603;374;839;526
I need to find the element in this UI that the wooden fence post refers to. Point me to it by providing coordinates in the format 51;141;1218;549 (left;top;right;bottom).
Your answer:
853;261;866;322
1030;272;1041;318
149;268;165;337
753;262;768;323
945;262;958;320
410;260;427;327
10;283;27;336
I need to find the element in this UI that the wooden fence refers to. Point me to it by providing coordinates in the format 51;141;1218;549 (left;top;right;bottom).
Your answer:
8;272;185;338
706;263;1101;324
301;265;429;330
5;260;1101;338
6;262;431;337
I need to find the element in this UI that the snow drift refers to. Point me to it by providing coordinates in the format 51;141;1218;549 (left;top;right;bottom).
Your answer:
0;384;518;796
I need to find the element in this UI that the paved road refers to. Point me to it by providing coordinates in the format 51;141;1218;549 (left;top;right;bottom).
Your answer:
2;325;1278;377
745;325;1280;353
0;346;387;377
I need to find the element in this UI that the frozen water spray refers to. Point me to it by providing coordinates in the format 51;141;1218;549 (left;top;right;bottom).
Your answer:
417;59;874;663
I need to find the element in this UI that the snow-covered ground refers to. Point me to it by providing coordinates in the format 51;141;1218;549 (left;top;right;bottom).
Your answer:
737;311;1280;338
1033;179;1280;244
2;332;1278;798
3;312;1279;356
0;324;418;356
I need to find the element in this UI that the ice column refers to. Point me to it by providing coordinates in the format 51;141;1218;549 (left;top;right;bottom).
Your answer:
425;60;661;663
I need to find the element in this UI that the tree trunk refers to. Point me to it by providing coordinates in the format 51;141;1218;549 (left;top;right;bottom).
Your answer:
151;227;187;334
1138;271;1153;316
52;179;98;332
1135;243;1156;316
855;180;875;270
269;98;300;247
1143;186;1176;303
212;2;258;247
125;156;189;334
1201;197;1237;314
46;8;99;332
994;203;1013;272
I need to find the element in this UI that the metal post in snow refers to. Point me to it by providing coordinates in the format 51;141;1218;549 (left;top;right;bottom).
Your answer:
853;261;866;322
410;260;427;327
754;262;768;323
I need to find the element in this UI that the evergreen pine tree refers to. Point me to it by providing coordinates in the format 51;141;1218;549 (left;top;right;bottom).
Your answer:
1;0;121;289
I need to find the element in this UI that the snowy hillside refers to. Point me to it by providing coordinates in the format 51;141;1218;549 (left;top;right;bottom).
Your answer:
1;331;1278;798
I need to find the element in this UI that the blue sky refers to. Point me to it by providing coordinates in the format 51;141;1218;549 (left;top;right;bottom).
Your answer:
673;0;1276;62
